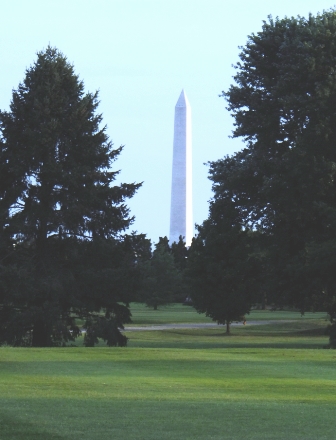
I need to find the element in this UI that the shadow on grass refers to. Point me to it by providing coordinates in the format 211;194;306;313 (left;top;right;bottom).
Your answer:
73;320;329;350
0;410;65;440
126;324;329;349
128;341;327;349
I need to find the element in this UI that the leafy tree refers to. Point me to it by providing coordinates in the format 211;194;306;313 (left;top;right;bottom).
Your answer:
171;235;191;302
188;198;261;334
0;47;141;347
171;236;188;271
140;237;181;310
155;236;171;253
213;10;336;314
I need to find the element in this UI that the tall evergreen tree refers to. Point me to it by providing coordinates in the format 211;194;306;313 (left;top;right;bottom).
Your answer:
0;47;141;347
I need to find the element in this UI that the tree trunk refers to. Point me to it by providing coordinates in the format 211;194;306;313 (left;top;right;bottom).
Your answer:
153;304;158;310
226;320;230;335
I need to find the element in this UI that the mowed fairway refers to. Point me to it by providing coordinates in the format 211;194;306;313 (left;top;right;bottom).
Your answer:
0;307;335;440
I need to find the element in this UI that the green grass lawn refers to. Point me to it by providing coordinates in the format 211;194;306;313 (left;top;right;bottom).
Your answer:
129;302;328;325
128;302;213;324
126;327;328;350
0;307;334;440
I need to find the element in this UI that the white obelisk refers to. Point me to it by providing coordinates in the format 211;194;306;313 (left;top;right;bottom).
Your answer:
169;89;193;246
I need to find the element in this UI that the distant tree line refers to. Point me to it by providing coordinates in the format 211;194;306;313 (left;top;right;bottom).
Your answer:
138;236;188;310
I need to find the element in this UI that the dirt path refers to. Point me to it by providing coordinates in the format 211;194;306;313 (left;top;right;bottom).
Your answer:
123;320;290;331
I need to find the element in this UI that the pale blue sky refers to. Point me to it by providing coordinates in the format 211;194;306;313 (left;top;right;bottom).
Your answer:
0;1;330;243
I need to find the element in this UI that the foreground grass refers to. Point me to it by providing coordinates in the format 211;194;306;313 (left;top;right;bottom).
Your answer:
0;309;333;440
0;345;335;440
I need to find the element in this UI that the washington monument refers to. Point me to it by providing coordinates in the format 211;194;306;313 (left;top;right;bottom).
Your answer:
169;89;193;246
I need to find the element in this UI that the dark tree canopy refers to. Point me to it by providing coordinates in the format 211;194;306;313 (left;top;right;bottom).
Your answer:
212;10;336;315
190;10;336;333
0;47;142;347
139;237;181;310
170;235;192;302
171;236;188;271
188;200;261;334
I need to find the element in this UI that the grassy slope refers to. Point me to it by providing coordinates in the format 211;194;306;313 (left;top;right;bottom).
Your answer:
0;307;334;440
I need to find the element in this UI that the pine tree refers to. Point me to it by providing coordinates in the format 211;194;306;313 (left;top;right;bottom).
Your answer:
0;47;141;347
